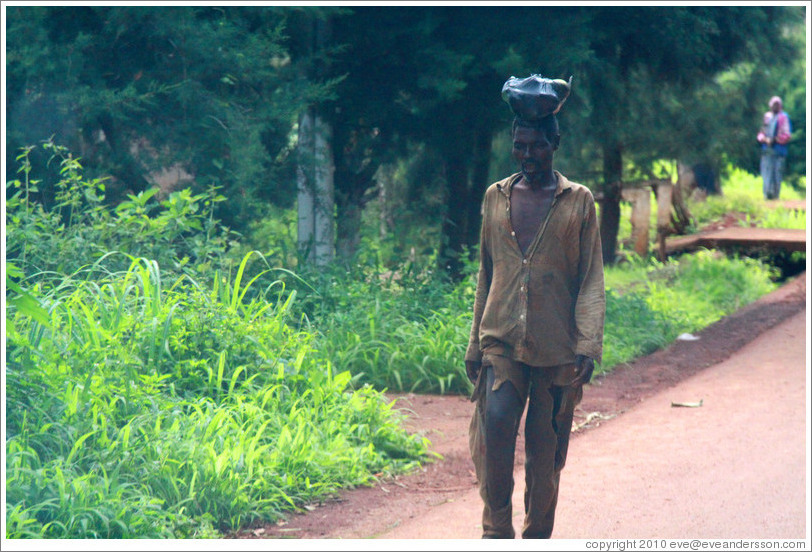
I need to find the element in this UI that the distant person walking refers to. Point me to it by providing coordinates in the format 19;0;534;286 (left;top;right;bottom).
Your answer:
756;96;792;200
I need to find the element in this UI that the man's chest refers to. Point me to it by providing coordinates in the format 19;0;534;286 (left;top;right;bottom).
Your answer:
510;189;555;254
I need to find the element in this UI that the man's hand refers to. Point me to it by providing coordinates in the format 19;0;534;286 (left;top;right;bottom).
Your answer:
574;354;595;385
466;360;482;384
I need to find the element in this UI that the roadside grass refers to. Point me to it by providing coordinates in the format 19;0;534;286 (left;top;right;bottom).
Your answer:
3;248;786;537
600;250;778;373
288;246;779;392
687;167;806;231
5;254;430;539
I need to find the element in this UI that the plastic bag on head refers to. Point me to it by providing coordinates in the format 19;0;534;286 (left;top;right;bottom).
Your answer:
501;75;572;121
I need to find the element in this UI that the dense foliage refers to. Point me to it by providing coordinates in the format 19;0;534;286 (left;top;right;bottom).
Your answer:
5;6;805;268
5;150;430;538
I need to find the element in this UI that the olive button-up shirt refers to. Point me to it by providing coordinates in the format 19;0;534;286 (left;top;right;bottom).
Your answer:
465;171;605;368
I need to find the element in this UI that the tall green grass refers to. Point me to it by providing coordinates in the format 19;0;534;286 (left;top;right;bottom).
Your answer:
6;254;429;538
599;250;778;372
288;247;780;390
272;260;473;396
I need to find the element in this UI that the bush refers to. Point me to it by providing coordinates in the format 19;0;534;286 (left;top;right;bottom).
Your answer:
5;256;429;538
5;141;234;284
5;145;430;538
281;257;475;395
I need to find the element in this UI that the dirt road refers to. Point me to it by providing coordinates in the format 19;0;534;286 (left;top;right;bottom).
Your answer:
383;308;807;539
245;274;808;541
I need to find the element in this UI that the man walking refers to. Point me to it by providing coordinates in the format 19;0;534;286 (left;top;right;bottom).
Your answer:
466;75;605;539
756;95;792;200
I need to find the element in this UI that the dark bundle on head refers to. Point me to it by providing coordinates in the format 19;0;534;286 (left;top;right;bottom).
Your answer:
502;75;572;120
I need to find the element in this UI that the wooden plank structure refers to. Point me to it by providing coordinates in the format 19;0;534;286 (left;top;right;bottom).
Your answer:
617;178;688;261
770;199;807;212
664;227;807;256
605;177;807;260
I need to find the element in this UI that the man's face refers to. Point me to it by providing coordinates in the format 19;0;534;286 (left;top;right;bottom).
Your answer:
512;126;558;184
770;101;781;114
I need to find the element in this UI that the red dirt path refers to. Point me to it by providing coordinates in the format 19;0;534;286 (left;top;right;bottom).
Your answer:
233;271;807;541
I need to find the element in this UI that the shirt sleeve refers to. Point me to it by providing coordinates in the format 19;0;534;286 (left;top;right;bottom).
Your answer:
465;191;493;364
573;191;606;363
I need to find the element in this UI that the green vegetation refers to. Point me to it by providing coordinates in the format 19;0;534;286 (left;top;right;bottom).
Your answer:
601;251;778;371
6;256;428;538
296;260;475;396
5;151;429;538
688;167;806;231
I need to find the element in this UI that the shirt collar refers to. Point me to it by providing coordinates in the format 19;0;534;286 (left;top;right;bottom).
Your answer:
496;170;573;199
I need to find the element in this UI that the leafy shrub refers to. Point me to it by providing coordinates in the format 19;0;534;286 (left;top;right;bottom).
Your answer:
601;289;679;372
5;256;429;538
282;258;474;395
5;141;234;283
5;146;430;538
642;250;778;331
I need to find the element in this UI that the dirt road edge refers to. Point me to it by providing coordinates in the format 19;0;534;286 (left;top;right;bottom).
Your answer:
235;272;807;540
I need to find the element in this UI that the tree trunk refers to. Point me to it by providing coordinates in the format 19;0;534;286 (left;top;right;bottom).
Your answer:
333;143;380;262
313;114;335;266
297;110;335;266
599;142;623;265
672;161;696;233
297;108;316;261
655;181;674;262
465;126;493;250
440;150;469;277
628;187;651;258
296;14;335;267
377;163;395;240
336;199;361;261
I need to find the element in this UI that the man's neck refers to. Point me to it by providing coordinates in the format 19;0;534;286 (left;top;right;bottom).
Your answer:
522;170;557;192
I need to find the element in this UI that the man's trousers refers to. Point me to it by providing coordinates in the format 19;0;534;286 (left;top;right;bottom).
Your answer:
469;355;583;538
761;150;786;200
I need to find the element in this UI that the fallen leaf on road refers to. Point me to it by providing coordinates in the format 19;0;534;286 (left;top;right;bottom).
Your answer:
671;399;703;408
572;411;615;432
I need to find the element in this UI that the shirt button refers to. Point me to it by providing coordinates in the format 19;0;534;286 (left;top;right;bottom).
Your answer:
522;259;527;264
520;314;525;320
511;231;516;236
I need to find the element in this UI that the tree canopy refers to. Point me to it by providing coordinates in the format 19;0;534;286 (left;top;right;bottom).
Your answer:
5;5;806;269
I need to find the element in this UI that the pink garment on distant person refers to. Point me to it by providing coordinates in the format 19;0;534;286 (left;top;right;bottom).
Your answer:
757;97;791;146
